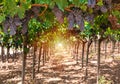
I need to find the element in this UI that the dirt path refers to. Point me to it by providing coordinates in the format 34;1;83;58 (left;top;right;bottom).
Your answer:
0;50;120;84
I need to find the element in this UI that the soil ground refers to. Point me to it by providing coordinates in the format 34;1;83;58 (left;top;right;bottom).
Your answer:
0;43;120;84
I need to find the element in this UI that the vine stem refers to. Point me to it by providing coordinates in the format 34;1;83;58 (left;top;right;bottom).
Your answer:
32;4;48;16
64;4;74;12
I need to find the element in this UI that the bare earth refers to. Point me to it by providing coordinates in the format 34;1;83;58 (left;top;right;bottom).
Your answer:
0;45;120;84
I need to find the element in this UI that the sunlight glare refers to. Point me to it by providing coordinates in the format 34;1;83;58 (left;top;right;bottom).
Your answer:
57;43;63;47
55;42;64;52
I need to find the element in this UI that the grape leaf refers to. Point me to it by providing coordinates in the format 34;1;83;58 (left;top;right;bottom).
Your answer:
97;0;103;6
4;0;18;17
17;7;25;19
0;14;5;23
72;0;80;7
35;0;51;4
55;0;68;11
49;1;55;9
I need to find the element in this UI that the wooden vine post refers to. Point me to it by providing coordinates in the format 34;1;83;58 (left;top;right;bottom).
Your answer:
97;35;101;84
22;33;28;84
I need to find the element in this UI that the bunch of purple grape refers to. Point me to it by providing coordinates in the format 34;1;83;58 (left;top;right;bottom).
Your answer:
67;8;84;31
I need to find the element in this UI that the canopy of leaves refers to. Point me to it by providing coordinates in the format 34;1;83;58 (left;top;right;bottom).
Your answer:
0;0;119;47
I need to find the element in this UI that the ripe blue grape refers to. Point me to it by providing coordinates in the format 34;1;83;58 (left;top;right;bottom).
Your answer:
85;14;94;24
52;6;64;24
100;6;108;13
67;12;75;30
88;0;96;8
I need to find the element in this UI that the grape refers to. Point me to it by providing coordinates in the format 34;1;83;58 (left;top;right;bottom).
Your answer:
3;16;17;35
72;8;82;17
75;15;84;31
100;6;108;13
21;13;31;34
14;16;22;26
75;15;82;25
2;16;18;35
85;14;94;24
80;18;84;31
52;6;64;24
88;0;96;8
8;17;13;24
3;20;9;34
72;8;84;31
67;12;75;30
2;9;32;35
7;17;17;35
9;24;16;35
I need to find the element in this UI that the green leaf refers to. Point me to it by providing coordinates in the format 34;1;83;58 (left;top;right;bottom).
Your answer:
35;0;51;4
72;0;80;7
55;0;68;11
45;10;55;22
79;0;87;4
0;0;3;3
97;0;103;6
49;1;55;9
17;7;25;19
70;0;87;7
21;1;31;10
112;10;120;18
0;14;5;23
80;5;87;11
88;8;93;13
4;0;18;17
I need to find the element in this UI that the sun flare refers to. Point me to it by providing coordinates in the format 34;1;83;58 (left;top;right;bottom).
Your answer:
57;43;63;47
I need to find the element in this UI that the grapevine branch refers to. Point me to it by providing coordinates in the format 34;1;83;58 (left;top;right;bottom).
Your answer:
32;4;48;16
65;4;74;12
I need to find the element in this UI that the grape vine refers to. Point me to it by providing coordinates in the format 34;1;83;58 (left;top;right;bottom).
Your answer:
2;16;21;35
88;0;96;8
52;6;64;24
67;12;75;30
67;7;85;31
